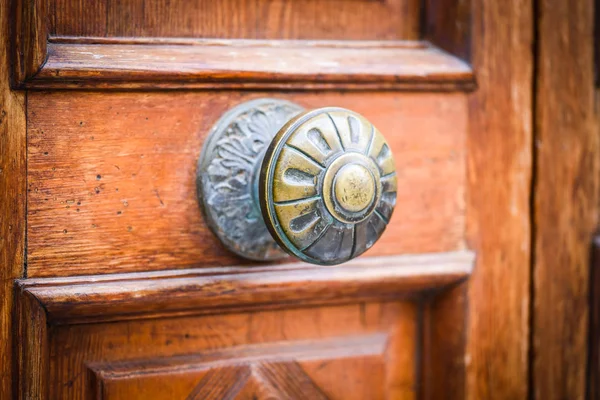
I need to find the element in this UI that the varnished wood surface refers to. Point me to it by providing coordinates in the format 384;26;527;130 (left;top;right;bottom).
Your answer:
423;0;471;62
11;1;596;398
18;251;474;324
10;0;47;84
421;282;467;399
10;0;431;88
590;233;600;399
14;290;48;400
533;1;599;398
49;0;420;41
19;38;476;91
89;334;389;399
0;0;27;398
27;91;468;277
10;0;472;91
466;1;533;398
16;288;419;399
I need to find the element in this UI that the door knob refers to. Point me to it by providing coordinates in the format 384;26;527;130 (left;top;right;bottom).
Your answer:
197;99;397;265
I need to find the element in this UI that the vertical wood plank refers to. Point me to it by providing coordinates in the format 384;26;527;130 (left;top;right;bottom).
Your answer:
423;0;471;61
590;232;600;399
467;1;533;398
14;291;48;400
0;0;27;398
533;1;600;398
421;283;468;400
10;0;48;85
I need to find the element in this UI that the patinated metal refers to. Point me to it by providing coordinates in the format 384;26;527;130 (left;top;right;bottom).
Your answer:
196;98;302;261
260;107;397;265
198;99;397;265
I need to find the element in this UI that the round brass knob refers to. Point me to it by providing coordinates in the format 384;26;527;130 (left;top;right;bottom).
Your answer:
197;99;396;265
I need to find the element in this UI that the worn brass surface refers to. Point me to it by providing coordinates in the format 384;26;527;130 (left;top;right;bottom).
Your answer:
334;164;375;212
260;106;397;265
322;152;381;224
199;99;397;265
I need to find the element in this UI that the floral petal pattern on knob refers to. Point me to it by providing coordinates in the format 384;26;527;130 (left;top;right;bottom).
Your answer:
260;108;397;265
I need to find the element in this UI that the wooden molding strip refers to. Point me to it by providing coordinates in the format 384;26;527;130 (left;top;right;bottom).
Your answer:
17;251;475;325
87;334;386;398
88;333;387;380
18;37;475;90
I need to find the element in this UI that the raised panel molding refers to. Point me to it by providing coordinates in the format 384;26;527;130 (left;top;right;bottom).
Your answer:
19;251;474;324
88;335;386;399
27;37;474;91
15;251;473;399
10;0;475;90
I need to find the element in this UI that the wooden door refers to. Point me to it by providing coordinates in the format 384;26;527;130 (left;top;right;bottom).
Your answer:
1;1;597;399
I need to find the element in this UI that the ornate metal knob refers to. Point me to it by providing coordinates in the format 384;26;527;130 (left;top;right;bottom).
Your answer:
197;98;396;265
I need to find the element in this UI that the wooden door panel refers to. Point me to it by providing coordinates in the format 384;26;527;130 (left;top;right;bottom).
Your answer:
15;251;473;399
27;92;468;277
49;0;421;40
89;336;387;400
14;1;473;90
5;0;509;399
80;327;399;400
5;0;574;398
40;301;417;399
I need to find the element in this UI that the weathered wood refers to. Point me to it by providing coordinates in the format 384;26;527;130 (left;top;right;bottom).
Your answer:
88;334;387;399
466;1;533;398
9;0;473;91
590;232;600;399
14;290;49;400
9;0;424;87
424;0;471;61
17;286;418;399
0;0;27;398
21;39;475;91
421;282;467;400
11;0;585;398
49;0;420;40
27;91;469;277
533;1;600;399
10;0;48;84
18;251;474;325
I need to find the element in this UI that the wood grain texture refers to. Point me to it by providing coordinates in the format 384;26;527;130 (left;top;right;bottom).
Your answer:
8;0;473;91
20;39;476;91
466;1;533;398
424;0;471;61
14;290;48;400
88;334;386;399
10;0;48;84
49;0;421;41
420;3;471;397
27;92;468;277
421;282;467;400
9;0;432;89
16;288;418;399
0;0;27;398
533;1;600;398
590;233;600;400
18;251;474;325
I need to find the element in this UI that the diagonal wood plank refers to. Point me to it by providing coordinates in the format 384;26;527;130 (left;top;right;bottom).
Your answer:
252;361;329;400
186;366;250;400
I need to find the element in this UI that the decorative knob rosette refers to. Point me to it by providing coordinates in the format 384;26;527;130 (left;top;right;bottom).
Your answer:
197;98;396;265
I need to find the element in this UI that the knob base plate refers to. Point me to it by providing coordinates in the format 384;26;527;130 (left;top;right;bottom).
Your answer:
196;98;303;261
